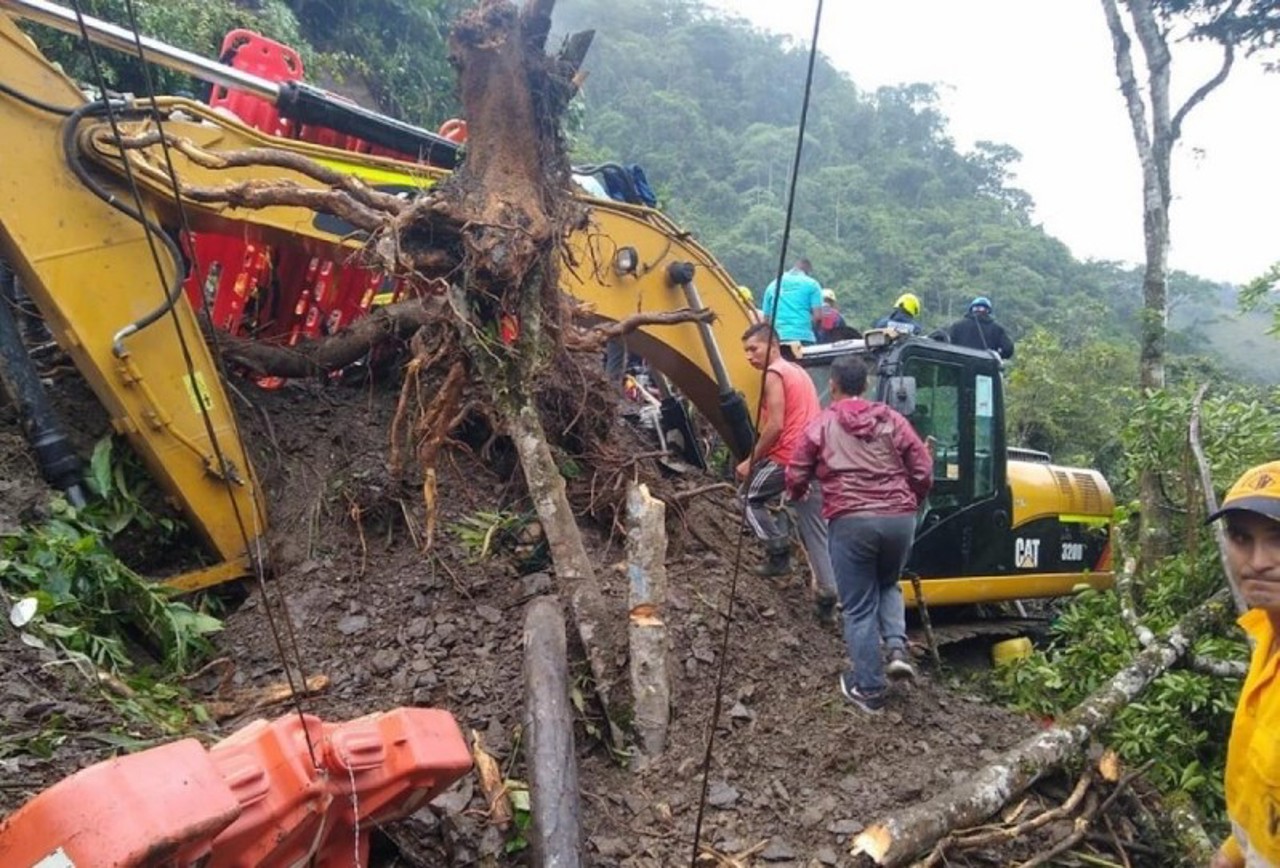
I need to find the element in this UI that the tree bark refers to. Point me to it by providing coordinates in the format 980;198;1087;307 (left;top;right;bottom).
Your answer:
215;296;445;376
625;482;671;758
1189;383;1249;616
851;588;1233;866
522;597;583;868
1099;0;1237;571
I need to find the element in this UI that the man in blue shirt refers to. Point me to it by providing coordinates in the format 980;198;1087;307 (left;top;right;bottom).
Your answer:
760;259;823;344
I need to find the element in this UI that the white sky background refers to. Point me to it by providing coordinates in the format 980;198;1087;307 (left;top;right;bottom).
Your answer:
704;0;1279;285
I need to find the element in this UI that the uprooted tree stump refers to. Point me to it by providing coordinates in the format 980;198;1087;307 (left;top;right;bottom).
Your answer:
108;0;722;746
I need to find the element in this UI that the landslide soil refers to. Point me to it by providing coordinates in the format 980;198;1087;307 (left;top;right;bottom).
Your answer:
0;377;1037;866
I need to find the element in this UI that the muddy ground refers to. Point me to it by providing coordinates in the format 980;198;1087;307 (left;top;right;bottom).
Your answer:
1;375;1153;866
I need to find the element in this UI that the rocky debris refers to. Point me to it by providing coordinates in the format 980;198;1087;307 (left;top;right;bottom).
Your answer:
761;839;797;861
707;781;741;809
337;614;369;635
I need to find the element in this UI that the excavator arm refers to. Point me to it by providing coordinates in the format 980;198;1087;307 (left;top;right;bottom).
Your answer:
0;9;762;591
0;13;263;590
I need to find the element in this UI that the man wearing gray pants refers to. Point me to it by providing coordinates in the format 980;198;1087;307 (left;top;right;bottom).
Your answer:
737;324;837;610
786;355;933;714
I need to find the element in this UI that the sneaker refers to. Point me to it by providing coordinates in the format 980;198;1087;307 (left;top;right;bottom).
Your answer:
886;648;917;682
839;672;886;714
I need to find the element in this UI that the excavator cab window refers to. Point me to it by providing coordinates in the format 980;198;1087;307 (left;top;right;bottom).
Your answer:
973;373;997;499
904;357;964;512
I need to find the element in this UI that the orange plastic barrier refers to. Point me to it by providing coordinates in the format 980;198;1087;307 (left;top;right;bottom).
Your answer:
0;708;472;868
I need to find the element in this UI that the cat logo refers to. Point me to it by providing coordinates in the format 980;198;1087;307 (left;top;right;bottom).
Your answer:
1015;538;1040;569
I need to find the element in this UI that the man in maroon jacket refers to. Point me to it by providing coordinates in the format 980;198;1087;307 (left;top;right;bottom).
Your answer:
786;355;933;714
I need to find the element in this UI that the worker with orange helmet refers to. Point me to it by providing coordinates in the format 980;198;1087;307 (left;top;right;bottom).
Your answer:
873;293;924;336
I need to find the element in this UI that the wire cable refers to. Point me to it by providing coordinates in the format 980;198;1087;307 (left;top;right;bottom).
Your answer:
65;0;319;763
0;79;75;115
689;1;825;863
116;0;320;763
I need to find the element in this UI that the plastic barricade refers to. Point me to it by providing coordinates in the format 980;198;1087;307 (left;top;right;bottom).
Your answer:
0;708;472;868
208;29;303;137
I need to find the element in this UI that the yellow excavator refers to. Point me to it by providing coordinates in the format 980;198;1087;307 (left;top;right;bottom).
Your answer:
0;0;1113;604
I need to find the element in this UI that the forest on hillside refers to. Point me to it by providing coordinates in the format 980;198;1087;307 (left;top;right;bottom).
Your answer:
26;0;1277;480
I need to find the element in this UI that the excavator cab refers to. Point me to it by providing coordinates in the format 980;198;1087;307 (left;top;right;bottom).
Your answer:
797;334;1111;605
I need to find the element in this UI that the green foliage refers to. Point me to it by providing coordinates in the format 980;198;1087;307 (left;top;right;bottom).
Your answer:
284;0;465;126
1004;327;1138;474
1;494;221;675
1120;383;1280;504
2;436;221;677
23;0;308;97
993;384;1279;832
451;509;528;562
1239;261;1280;336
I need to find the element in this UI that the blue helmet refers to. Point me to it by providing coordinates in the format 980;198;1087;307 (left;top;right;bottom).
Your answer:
969;296;993;313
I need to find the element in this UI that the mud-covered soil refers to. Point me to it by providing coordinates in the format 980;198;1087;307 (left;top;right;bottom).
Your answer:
1;377;1108;866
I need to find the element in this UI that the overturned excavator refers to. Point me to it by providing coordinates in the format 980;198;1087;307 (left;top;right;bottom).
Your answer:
0;0;1112;606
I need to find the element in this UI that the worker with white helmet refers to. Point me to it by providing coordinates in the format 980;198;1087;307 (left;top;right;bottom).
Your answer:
815;287;847;342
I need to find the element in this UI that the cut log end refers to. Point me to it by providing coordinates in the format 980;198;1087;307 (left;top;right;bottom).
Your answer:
851;825;891;862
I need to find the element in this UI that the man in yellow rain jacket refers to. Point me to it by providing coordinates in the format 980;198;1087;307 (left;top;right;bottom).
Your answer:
1210;461;1280;868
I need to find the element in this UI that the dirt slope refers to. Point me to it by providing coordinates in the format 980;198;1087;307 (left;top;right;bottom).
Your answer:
1;379;1038;866
216;382;1037;865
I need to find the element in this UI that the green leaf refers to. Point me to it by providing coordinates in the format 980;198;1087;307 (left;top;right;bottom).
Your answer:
89;437;114;498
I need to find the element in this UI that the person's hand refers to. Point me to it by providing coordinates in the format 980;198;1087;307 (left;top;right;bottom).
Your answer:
735;459;750;481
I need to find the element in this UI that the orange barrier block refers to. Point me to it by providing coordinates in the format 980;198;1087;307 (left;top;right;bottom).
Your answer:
0;708;472;868
0;738;241;866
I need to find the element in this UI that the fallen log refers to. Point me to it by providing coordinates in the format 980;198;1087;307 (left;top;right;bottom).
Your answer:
1117;556;1246;678
522;596;583;868
851;588;1233;866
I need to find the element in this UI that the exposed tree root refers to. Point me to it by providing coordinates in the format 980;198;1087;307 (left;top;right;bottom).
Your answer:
216;296;447;377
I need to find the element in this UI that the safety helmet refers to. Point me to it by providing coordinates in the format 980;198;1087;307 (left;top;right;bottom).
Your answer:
821;288;837;303
895;292;921;318
1206;460;1280;524
969;296;993;313
736;285;755;305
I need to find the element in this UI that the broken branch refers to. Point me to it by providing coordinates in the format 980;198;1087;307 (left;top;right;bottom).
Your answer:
216;296;446;376
1189;383;1248;615
852;588;1233;866
564;307;715;351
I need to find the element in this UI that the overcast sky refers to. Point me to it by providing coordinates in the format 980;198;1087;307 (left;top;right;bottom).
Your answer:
702;0;1279;285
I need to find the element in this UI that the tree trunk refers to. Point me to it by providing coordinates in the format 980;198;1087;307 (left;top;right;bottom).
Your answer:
1099;0;1235;572
436;0;624;735
851;588;1232;866
522;596;583;868
625;482;671;759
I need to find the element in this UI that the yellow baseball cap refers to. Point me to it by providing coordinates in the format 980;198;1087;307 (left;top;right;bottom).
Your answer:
1207;460;1280;523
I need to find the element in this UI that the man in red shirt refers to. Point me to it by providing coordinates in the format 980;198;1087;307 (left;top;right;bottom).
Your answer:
737;324;837;612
